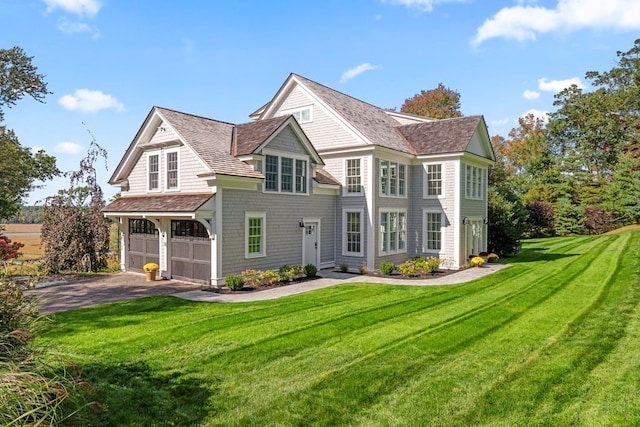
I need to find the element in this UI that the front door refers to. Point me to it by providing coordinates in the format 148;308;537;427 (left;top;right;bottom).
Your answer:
303;222;318;267
466;219;484;255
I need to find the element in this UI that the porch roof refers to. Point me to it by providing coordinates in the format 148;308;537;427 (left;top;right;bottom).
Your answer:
102;193;214;214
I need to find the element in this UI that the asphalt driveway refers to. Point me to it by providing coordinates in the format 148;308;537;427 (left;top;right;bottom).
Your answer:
24;273;203;314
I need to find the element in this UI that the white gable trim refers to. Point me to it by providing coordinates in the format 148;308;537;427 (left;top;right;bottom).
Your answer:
260;75;373;148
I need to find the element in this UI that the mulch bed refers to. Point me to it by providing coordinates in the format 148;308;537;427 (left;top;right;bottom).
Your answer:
363;269;458;280
202;275;321;294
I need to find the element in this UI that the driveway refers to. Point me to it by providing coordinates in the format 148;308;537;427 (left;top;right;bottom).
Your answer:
24;273;202;314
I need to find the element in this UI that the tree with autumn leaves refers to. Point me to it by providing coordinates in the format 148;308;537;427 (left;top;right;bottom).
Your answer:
401;83;462;119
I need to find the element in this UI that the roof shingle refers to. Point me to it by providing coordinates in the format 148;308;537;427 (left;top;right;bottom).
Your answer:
103;193;213;213
397;115;483;155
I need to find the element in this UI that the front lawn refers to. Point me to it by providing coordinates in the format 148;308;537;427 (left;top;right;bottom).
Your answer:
40;231;640;426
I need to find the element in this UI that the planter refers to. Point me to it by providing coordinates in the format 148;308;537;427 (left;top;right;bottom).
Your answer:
145;271;157;281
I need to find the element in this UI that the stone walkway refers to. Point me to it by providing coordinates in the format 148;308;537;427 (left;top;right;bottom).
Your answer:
25;264;509;313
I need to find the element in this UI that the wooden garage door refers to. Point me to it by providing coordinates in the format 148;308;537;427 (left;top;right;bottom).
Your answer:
129;219;159;272
171;220;211;283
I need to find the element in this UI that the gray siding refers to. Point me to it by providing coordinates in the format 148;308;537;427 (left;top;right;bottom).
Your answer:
261;126;308;155
220;188;336;275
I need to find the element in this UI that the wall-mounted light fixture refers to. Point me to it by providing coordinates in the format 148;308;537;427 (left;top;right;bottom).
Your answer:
483;217;490;225
299;219;305;228
462;217;471;226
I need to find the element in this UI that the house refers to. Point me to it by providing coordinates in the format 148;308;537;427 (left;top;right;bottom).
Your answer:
103;73;495;286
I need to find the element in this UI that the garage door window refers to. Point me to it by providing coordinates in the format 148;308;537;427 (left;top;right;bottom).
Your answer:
130;219;158;235
171;220;208;239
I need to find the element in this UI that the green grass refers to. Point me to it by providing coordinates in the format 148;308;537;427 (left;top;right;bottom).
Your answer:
39;231;640;426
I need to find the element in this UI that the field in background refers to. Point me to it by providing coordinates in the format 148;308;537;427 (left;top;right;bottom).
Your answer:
1;223;44;259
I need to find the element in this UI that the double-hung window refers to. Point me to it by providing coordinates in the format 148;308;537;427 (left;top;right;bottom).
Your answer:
343;209;363;256
425;163;442;197
346;159;361;194
424;211;442;252
245;212;266;258
380;210;406;254
166;151;178;190
148;154;159;191
264;154;308;194
379;160;406;197
465;165;484;199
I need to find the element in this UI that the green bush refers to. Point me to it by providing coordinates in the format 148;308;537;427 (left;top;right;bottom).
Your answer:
379;261;394;275
279;265;306;282
339;263;349;273
225;274;245;291
397;256;442;277
304;264;317;277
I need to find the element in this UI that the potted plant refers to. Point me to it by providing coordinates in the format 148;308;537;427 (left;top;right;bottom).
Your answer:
143;262;159;281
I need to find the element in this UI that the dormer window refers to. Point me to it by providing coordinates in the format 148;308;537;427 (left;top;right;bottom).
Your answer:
264;153;309;195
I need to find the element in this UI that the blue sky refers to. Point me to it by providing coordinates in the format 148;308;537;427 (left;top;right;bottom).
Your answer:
2;0;639;204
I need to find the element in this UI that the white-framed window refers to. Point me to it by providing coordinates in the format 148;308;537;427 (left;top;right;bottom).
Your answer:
379;160;406;197
147;153;160;191
423;210;443;253
263;153;308;194
166;150;179;190
292;107;312;123
245;212;266;258
345;158;362;194
465;164;484;200
424;163;443;197
342;209;363;256
379;209;406;255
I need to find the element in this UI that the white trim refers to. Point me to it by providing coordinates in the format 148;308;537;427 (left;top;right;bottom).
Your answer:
378;159;408;198
342;208;364;257
301;217;321;267
423;162;445;199
422;208;445;256
245;211;266;259
165;148;180;192
262;150;310;196
146;151;161;193
453;161;461;268
280;105;313;124
343;157;364;196
378;208;407;256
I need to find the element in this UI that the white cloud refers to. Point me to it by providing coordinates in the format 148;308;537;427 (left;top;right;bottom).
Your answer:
538;77;584;93
42;0;102;18
521;108;549;122
491;117;510;126
340;63;380;83
59;89;125;113
55;141;84;154
381;0;465;12
523;89;541;100
473;0;640;45
57;18;100;38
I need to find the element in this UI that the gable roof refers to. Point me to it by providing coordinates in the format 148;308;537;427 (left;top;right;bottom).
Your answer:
260;74;417;154
256;74;494;160
234;115;291;156
398;115;488;156
155;107;263;179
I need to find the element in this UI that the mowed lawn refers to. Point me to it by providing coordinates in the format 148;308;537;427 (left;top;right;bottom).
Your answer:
41;231;640;426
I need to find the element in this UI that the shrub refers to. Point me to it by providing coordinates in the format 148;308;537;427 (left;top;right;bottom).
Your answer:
240;269;260;287
423;257;442;274
339;263;349;273
304;264;317;277
225;274;244;291
487;253;499;263
396;257;441;277
259;270;280;286
470;256;485;267
478;251;489;258
379;261;394;275
279;265;294;282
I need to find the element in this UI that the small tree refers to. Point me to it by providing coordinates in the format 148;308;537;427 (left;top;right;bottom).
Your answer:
41;133;110;273
487;187;527;256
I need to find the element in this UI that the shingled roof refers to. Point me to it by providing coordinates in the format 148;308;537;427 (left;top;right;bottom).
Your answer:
156;107;263;179
103;193;213;213
291;74;417;154
398;115;485;156
234;115;290;156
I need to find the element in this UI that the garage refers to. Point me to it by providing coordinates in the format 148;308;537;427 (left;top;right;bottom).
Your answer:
128;219;159;272
170;220;211;283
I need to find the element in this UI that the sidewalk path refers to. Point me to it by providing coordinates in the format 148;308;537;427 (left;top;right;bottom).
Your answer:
175;263;509;303
25;264;509;313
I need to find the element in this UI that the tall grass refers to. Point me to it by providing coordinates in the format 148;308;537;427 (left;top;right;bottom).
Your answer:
41;231;640;426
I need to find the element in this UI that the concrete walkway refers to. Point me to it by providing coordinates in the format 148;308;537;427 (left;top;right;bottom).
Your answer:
175;263;509;303
25;264;509;313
